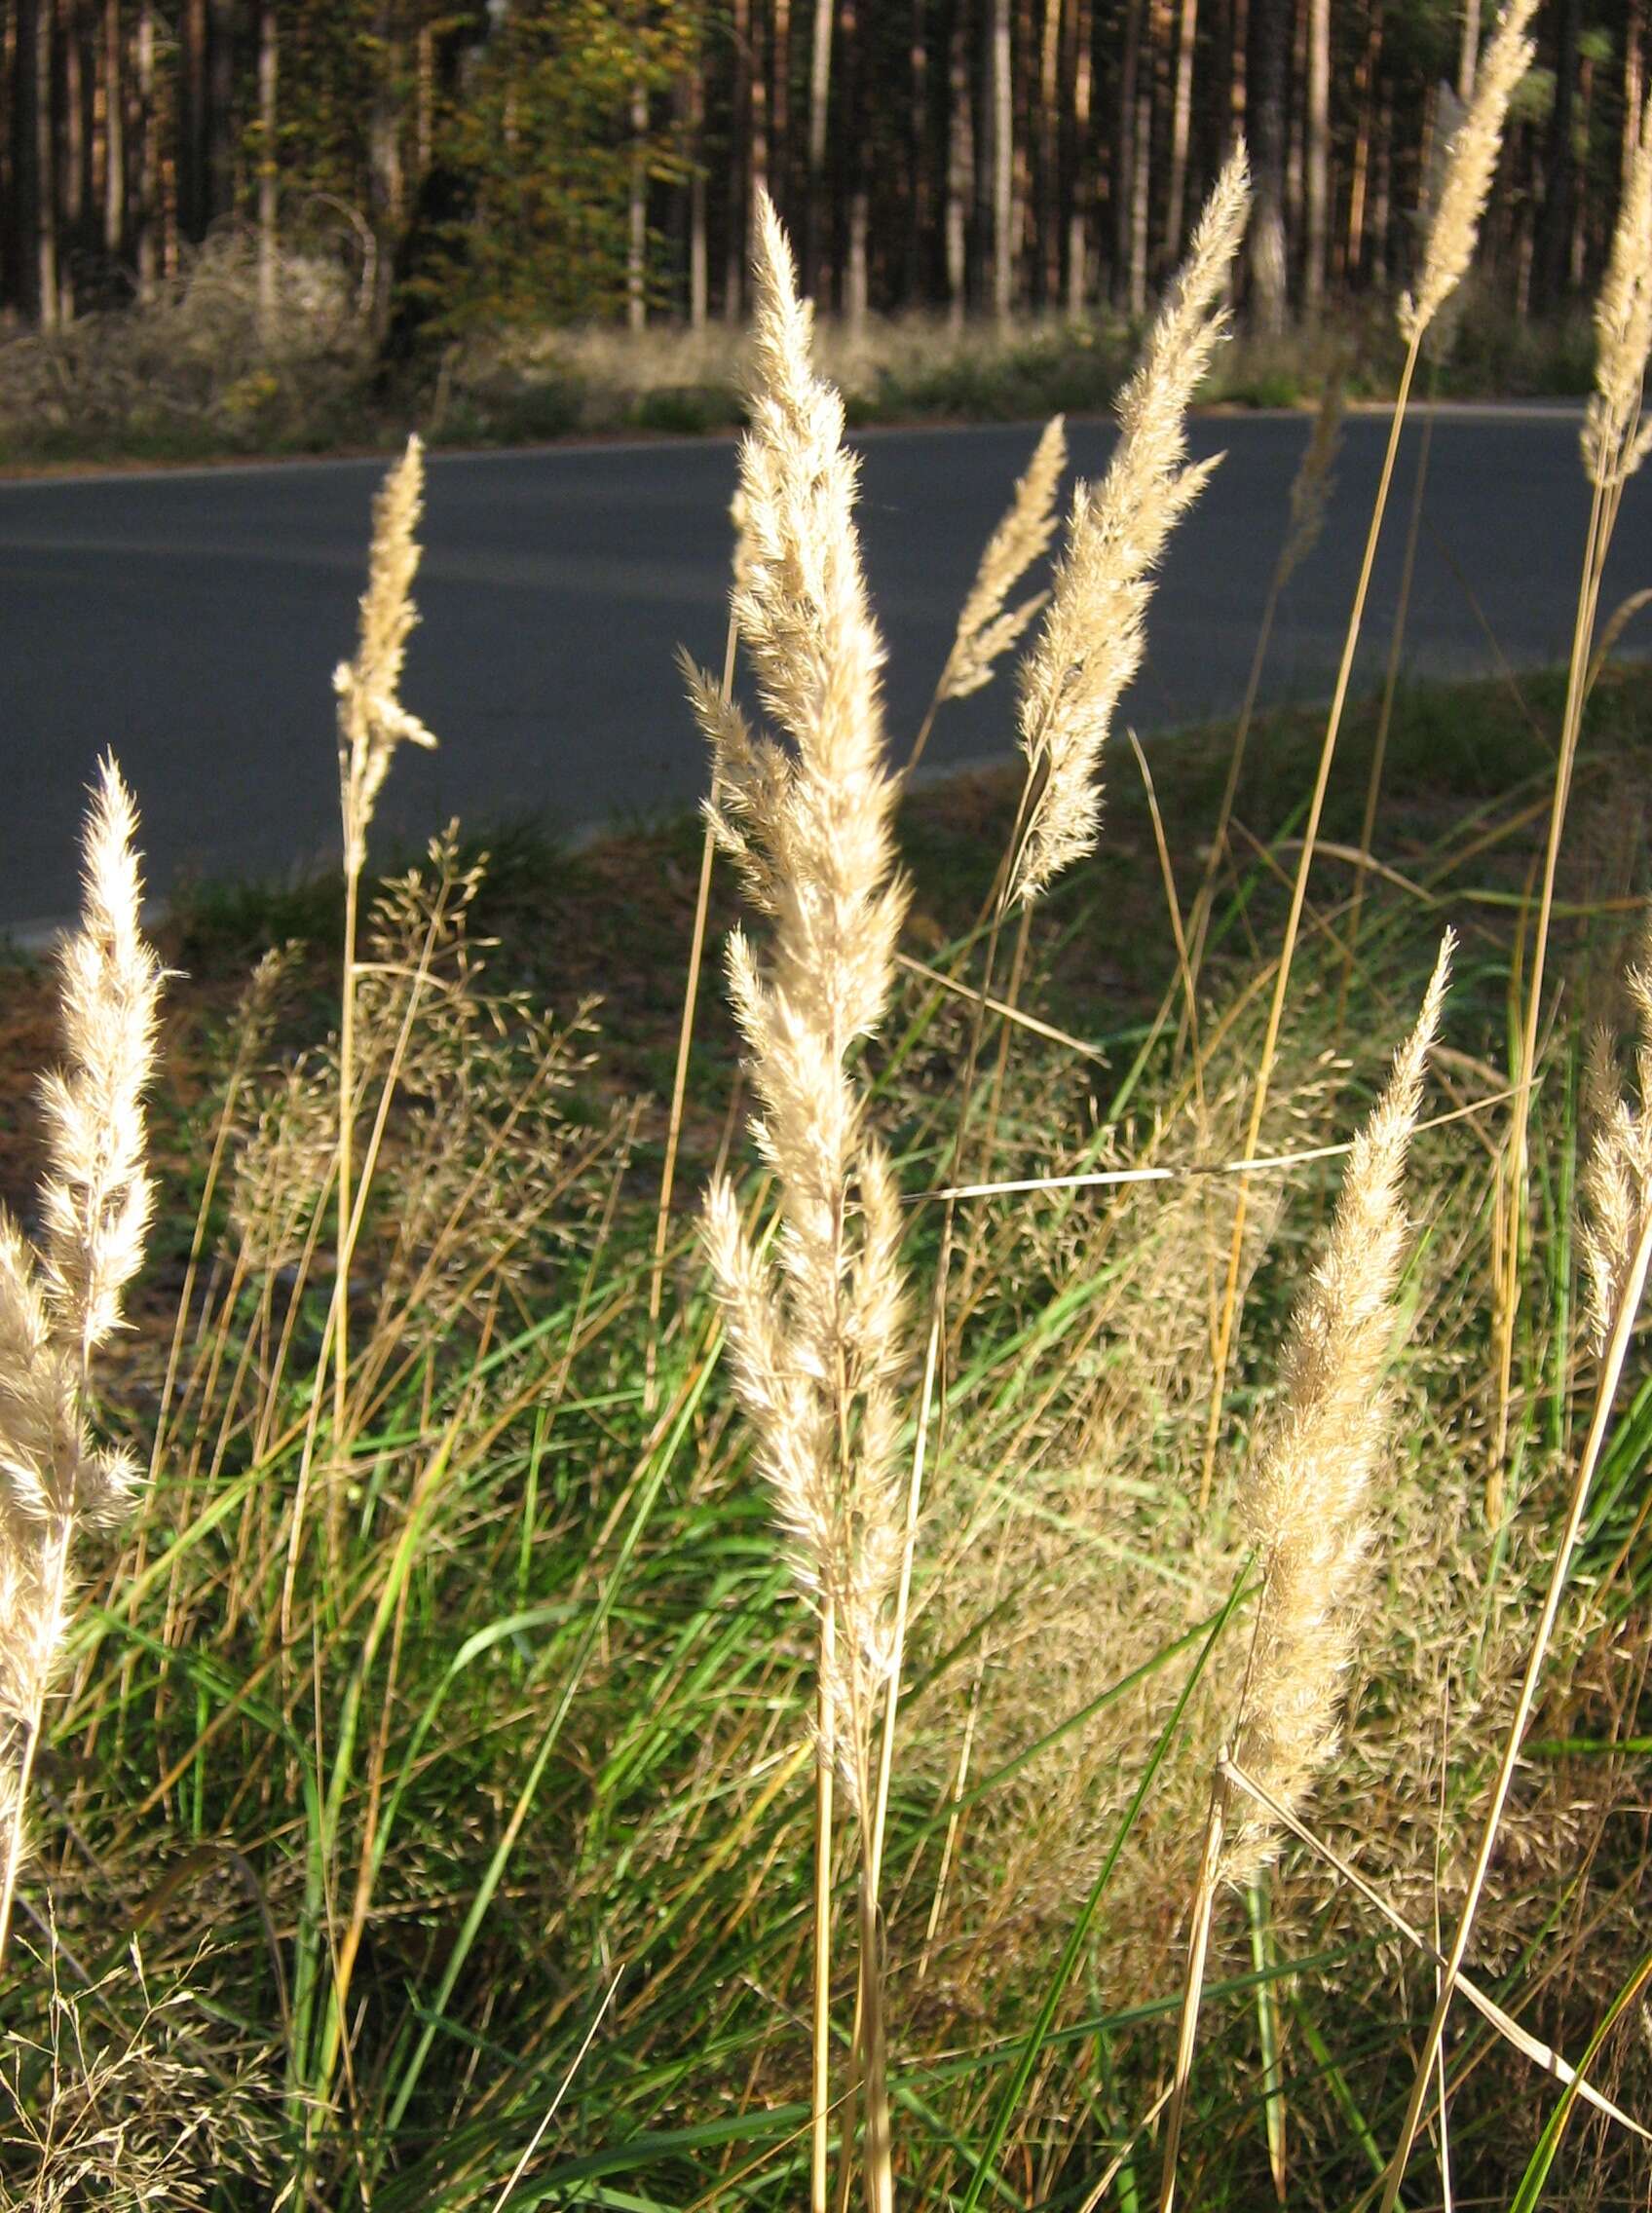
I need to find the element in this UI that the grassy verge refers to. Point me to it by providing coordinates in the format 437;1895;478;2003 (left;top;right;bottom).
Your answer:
4;659;1648;2203
0;281;1597;475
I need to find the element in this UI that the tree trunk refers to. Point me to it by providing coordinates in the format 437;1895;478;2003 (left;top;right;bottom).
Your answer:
21;0;57;327
991;0;1012;318
1228;0;1247;146
1625;0;1643;196
178;0;206;240
842;0;864;322
1345;8;1379;280
1130;46;1151;313
1303;0;1328;313
806;0;832;293
207;0;235;220
750;0;770;261
1571;50;1593;288
1286;0;1305;262
1247;0;1288;329
1115;0;1142;299
256;0;278;339
1370;78;1391;288
726;0;749;318
59;0;85;321
134;0;155;293
944;2;971;326
1066;0;1093;311
367;0;402;333
688;47;707;327
773;0;791;218
1458;0;1482;102
415;21;433;177
1038;0;1061;301
1165;0;1198;261
1539;0;1580;306
101;0;123;260
628;79;647;328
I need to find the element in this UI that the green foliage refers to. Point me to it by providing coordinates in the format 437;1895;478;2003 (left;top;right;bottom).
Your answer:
402;1;698;337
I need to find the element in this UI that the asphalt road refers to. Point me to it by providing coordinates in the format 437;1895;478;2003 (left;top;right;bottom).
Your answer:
2;404;1645;931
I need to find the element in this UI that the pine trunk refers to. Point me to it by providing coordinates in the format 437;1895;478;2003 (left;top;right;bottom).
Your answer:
991;0;1012;318
256;0;278;339
806;0;833;293
944;2;970;326
1247;0;1288;329
1165;0;1198;261
1066;0;1092;311
1303;0;1328;313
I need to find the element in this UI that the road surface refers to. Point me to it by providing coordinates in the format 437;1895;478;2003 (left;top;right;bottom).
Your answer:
1;405;1643;931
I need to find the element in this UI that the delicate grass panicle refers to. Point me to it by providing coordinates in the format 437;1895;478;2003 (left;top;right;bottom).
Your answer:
1280;373;1343;578
1399;0;1540;348
1583;100;1652;490
335;433;436;879
937;414;1068;707
1580;912;1652;1351
1224;932;1452;1882
0;759;161;1950
695;186;910;2213
1011;148;1250;906
695;187;910;1808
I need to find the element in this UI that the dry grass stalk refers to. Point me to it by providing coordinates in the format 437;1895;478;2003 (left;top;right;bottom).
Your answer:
1583;96;1652;493
1010;148;1251;909
1495;123;1652;1481
335;435;437;881
1399;0;1540;348
1158;937;1450;2213
903;415;1067;779
694;188;909;2213
1580;919;1652;1349
1195;15;1533;1509
330;434;436;1505
1184;373;1344;1000
1223;933;1453;1882
1379;914;1652;2205
0;759;161;1963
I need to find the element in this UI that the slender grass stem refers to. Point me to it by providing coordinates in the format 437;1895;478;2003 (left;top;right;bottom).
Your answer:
649;614;739;1414
813;1600;837;2213
1198;329;1423;1511
1492;473;1613;1484
1340;394;1437;1027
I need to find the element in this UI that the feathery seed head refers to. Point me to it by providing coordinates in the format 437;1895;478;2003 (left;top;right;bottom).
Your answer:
1580;910;1652;1348
337;435;437;878
1584;100;1652;489
1400;0;1538;347
1281;375;1344;580
1225;932;1452;1882
700;194;912;1812
37;757;163;1361
1011;148;1250;906
941;415;1068;704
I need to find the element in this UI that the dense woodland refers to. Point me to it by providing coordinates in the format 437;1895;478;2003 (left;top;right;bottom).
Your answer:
0;0;1645;348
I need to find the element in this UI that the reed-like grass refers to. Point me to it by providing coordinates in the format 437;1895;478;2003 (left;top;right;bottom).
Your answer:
3;82;1651;2213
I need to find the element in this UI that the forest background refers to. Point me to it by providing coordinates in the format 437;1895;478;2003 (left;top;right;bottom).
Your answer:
0;0;1641;456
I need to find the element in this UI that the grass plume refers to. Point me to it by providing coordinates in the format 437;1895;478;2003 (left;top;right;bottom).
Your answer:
695;187;910;2213
1159;937;1451;2212
1011;147;1250;908
0;759;161;1963
1399;0;1540;348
